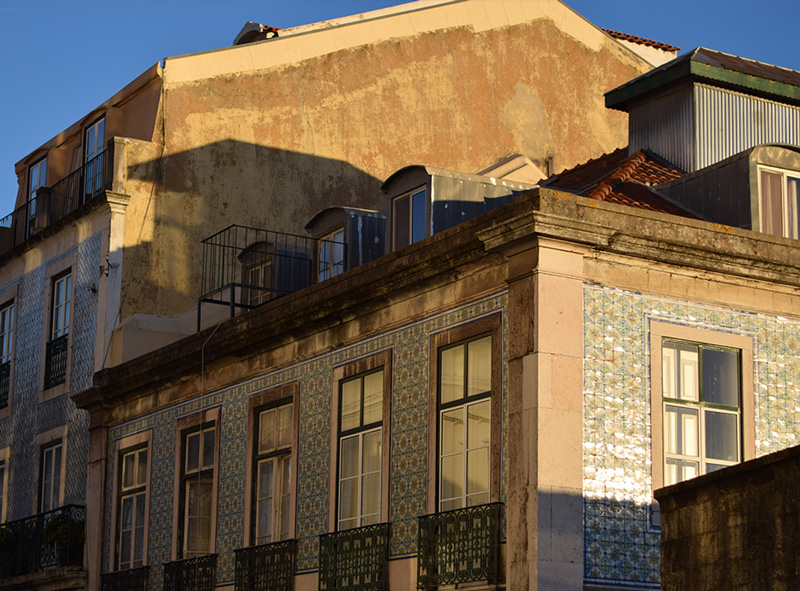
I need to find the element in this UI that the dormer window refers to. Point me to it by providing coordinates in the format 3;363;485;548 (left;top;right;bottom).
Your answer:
759;166;800;239
392;187;427;250
239;241;276;308
27;158;47;236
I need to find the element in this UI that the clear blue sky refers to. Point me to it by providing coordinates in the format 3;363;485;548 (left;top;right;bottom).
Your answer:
0;0;796;215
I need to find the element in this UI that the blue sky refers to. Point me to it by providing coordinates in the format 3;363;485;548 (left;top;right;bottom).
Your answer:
0;0;796;214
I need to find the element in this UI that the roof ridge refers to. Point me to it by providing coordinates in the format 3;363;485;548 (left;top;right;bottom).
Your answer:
601;28;680;52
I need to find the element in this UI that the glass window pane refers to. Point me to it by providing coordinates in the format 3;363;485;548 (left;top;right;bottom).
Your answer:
678;345;699;401
258;459;274;499
467;401;490;449
467;336;492;396
361;472;381;519
339;477;358;523
440;455;464;502
341;379;361;431
120;531;131;568
137;450;148;486
277;405;293;447
466;448;490;495
202;430;215;468
705;411;739;462
121;496;133;529
760;169;784;236
259;409;276;453
702;348;740;407
362;430;382;474
681;408;698;457
340;436;359;479
467;492;490;507
440;345;464;404
441;408;464;455
186;433;199;472
412;189;427;244
394;195;410;249
787;176;800;239
662;343;676;398
441;498;461;512
257;499;273;542
363;371;383;425
123;453;135;489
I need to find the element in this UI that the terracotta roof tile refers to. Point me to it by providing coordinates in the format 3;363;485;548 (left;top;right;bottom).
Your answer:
602;28;680;52
544;149;690;217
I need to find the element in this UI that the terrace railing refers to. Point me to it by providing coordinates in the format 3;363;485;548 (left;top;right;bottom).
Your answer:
0;149;110;258
163;554;217;591
234;539;296;591
417;502;503;589
198;225;345;330
0;504;86;577
101;565;149;591
319;523;389;591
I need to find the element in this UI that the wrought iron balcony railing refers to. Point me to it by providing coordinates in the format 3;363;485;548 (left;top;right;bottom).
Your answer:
319;523;389;591
163;554;217;591
0;504;86;577
417;502;503;589
0;149;110;258
197;224;346;330
101;565;149;591
235;539;296;591
44;333;69;390
0;360;9;408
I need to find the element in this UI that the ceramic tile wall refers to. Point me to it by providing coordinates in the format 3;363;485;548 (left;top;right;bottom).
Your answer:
583;285;800;588
105;292;508;587
0;234;99;520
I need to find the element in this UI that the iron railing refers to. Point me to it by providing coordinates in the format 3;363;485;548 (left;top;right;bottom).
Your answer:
101;565;149;591
319;523;389;591
198;225;346;329
0;504;86;577
417;502;503;589
44;333;69;390
235;539;296;591
0;360;9;408
163;554;217;591
0;149;109;258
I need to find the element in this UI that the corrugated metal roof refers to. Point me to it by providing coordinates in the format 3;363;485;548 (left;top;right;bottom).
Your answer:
543;148;691;216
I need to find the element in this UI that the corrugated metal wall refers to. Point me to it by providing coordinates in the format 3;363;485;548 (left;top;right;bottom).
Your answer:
695;85;800;170
629;86;695;172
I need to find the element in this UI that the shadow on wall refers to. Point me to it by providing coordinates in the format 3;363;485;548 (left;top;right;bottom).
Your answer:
123;140;383;320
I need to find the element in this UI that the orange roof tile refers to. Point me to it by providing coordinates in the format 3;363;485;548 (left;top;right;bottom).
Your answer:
602;28;680;52
544;149;690;216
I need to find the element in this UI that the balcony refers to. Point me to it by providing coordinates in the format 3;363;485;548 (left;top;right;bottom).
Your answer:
235;539;296;591
101;565;149;591
197;225;346;329
163;554;216;591
0;149;110;258
0;504;86;578
44;333;68;390
319;523;389;591
417;502;503;589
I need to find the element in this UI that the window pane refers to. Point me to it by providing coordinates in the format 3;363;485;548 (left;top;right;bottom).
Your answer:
705;411;739;462
202;430;215;468
466;448;490;495
362;430;382;474
441;408;464;455
123;453;136;489
259;409;276;453
702;348;739;407
441;454;464;502
678;345;699;401
467;400;490;449
257;499;273;543
394;195;410;249
787;176;800;239
137;450;148;486
361;472;381;520
467;336;492;396
363;371;383;425
258;459;274;501
664;405;698;457
662;343;676;398
411;189;427;244
339;477;358;523
467;492;490;507
440;345;464;404
341;379;361;431
340;436;359;479
760;170;783;236
277;405;293;447
121;496;133;530
681;408;698;457
186;433;200;472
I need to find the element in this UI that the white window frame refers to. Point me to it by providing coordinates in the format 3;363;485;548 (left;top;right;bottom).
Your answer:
392;186;428;250
110;431;152;572
34;425;68;514
252;402;293;545
40;253;77;401
650;322;755;492
317;227;345;282
757;165;800;239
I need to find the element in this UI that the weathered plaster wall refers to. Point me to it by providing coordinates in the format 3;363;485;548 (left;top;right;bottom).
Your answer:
103;292;508;589
119;0;648;319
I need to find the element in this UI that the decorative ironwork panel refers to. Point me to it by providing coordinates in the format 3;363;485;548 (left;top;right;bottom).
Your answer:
0;504;85;577
235;539;296;591
417;502;503;588
0;360;9;408
319;523;389;591
44;333;69;389
102;566;149;591
163;554;217;591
